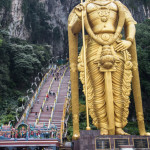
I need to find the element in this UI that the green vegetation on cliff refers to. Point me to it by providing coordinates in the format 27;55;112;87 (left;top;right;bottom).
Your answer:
0;0;54;125
0;0;12;27
0;30;52;125
0;0;11;11
136;19;150;110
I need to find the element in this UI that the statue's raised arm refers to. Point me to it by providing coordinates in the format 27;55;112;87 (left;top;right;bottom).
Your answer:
68;0;150;139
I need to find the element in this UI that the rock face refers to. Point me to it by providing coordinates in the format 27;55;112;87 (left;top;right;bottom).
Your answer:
8;0;29;39
38;0;80;56
121;0;150;21
0;0;150;55
41;0;150;55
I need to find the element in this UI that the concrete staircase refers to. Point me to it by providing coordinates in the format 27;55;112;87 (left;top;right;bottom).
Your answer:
51;68;70;130
38;68;66;127
26;65;70;130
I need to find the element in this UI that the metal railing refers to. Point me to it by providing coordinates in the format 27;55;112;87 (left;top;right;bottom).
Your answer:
60;81;71;144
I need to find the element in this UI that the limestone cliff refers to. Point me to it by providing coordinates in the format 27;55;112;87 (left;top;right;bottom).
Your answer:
8;0;29;39
121;0;150;21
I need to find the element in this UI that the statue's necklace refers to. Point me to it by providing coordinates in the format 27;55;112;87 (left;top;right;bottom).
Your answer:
96;5;110;22
93;1;111;6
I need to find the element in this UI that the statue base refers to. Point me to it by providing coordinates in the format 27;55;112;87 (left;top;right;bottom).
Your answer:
72;130;150;150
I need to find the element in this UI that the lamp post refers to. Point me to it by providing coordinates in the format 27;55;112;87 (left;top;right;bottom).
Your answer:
65;53;68;62
11;120;14;127
61;55;63;65
54;56;59;67
15;108;19;122
21;97;25;110
49;57;54;69
38;72;43;81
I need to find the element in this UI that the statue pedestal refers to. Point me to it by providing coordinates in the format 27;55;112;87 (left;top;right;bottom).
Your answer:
72;130;150;150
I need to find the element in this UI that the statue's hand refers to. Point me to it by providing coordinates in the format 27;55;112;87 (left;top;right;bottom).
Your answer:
75;3;86;19
115;40;132;52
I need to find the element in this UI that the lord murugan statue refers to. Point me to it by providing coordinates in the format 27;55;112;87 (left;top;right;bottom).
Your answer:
68;0;150;139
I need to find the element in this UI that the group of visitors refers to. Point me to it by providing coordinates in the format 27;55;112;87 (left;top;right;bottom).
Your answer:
29;128;58;139
51;67;64;81
46;105;53;111
34;93;54;118
49;91;56;96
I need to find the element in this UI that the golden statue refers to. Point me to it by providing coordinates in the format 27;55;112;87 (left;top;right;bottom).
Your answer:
68;0;150;139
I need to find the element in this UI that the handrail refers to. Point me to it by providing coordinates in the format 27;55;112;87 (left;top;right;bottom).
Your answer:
60;79;71;144
48;66;68;129
19;67;52;124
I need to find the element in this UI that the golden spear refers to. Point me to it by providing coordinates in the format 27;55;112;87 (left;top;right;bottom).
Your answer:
81;0;91;130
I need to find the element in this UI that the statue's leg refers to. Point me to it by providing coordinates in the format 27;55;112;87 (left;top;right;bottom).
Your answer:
87;60;108;135
112;60;129;135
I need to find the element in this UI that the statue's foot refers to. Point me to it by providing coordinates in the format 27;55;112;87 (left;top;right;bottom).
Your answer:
100;128;108;135
141;132;150;136
145;132;150;136
116;128;130;135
